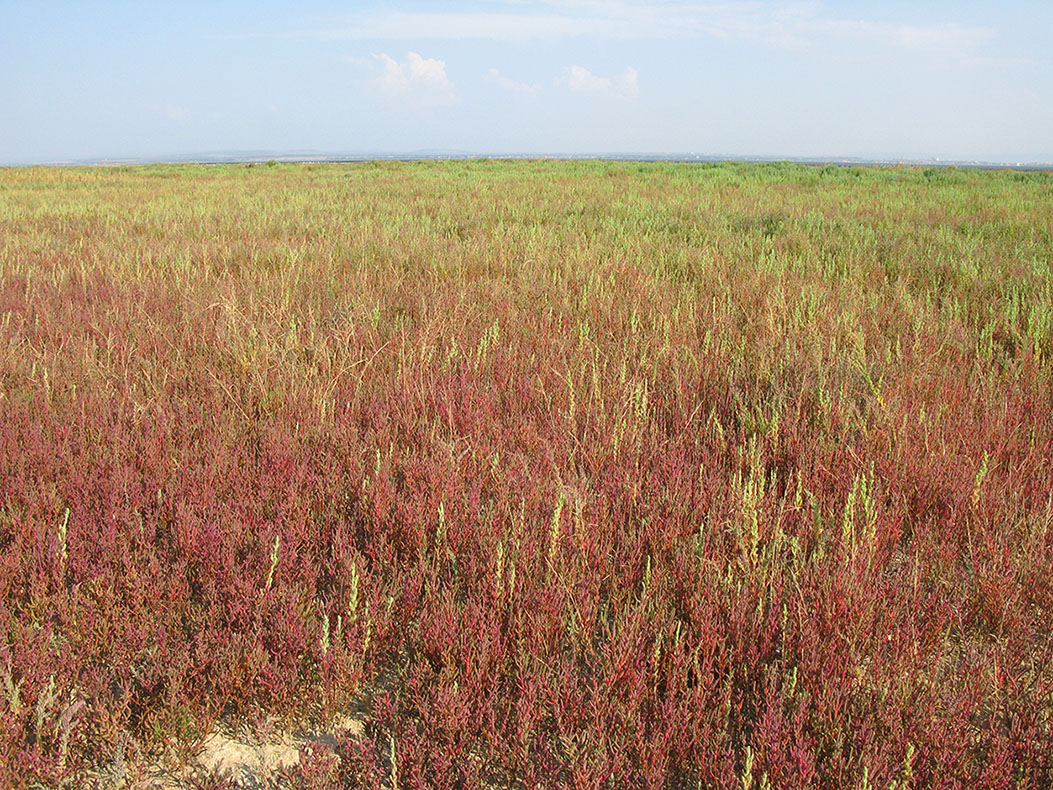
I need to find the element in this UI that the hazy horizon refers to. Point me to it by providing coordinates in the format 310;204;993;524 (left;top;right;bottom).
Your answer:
3;1;1052;166
8;150;1053;170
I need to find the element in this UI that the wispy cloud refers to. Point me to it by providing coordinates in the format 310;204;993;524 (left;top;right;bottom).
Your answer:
487;68;540;95
302;2;992;57
372;51;457;107
803;19;992;54
318;11;635;42
566;65;639;99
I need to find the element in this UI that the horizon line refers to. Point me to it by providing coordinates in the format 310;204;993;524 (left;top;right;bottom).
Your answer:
4;150;1052;170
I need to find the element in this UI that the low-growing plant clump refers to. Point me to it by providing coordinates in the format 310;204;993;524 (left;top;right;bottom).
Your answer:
1;160;1052;788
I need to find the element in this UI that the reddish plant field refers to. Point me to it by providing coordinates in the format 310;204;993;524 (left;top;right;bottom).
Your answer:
1;161;1052;788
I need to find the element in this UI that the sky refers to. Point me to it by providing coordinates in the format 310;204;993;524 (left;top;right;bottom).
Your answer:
2;1;1051;164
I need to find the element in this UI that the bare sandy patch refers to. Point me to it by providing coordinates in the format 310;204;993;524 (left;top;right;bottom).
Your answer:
87;713;365;789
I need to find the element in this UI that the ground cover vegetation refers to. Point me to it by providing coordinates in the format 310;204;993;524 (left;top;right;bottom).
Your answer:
1;160;1052;788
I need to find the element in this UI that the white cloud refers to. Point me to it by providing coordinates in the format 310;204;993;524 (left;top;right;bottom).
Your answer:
487;68;539;95
619;67;639;99
567;65;606;93
567;65;639;99
372;51;457;107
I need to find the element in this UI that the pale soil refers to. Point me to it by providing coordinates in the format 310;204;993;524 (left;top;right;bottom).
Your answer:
87;712;365;789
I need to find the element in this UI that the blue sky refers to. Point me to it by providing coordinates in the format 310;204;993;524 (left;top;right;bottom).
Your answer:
2;1;1051;163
